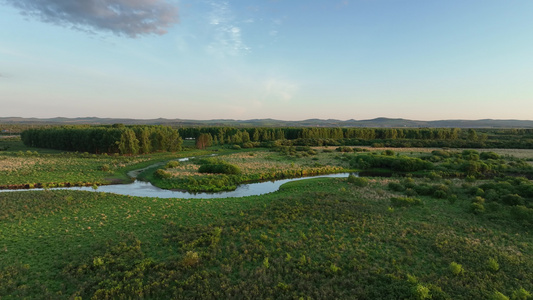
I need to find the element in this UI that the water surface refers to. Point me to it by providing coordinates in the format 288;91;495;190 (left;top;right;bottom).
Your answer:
1;173;352;199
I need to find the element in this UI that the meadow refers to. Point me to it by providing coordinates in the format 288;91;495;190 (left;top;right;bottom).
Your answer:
0;138;216;189
1;176;531;299
144;148;349;192
0;136;532;299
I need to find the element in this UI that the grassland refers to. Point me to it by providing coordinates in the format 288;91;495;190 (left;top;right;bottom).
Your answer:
1;176;531;299
1;138;532;299
0;138;217;189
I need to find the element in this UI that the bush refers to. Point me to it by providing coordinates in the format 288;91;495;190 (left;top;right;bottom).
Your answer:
405;188;417;197
449;262;464;276
382;149;395;156
491;291;510;300
511;288;531;300
155;169;172;179
462;150;480;161
336;146;354;152
413;284;431;300
414;184;433;196
431;150;451;158
502;194;524;206
433;189;448;199
181;251;200;267
481;151;501;160
510;206;533;224
470;202;485;214
428;171;442;181
388;182;405;192
402;178;416;189
487;257;500;272
242;142;256;148
165;161;180;168
448;194;457;204
348;175;369;187
391;197;422;207
198;163;242;175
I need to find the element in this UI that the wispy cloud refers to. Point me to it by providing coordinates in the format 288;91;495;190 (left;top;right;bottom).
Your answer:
263;78;298;102
5;0;179;38
205;1;250;57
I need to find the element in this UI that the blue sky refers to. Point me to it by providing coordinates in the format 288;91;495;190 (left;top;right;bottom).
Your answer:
1;0;532;121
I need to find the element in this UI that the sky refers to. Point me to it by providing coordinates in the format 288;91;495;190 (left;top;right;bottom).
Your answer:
1;0;532;121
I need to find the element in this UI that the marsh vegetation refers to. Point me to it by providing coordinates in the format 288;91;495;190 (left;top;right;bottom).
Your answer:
0;128;531;299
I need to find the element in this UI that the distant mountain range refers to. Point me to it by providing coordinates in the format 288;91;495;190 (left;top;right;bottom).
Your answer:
1;117;533;128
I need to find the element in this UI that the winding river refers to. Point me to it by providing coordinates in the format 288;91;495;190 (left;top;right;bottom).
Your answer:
0;156;352;199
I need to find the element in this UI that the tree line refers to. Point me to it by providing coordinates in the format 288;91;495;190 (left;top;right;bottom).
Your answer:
179;127;464;142
21;125;182;155
179;127;533;149
20;125;533;153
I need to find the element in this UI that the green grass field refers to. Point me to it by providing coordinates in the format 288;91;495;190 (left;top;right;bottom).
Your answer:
1;176;531;299
0;139;217;188
1;139;532;299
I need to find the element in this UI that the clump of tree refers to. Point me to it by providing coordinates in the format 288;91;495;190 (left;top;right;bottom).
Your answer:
21;124;182;155
195;133;213;149
197;158;242;175
351;154;433;172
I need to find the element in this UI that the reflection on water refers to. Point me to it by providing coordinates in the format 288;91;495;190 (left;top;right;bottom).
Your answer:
0;173;353;199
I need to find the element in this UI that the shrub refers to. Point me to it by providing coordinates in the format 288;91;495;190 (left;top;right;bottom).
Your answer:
413;284;431;300
414;184;433;196
336;146;354;152
473;196;485;204
428;171;442;180
405;188;417;197
391;197;422;207
181;251;200;267
462;150;480;161
449;262;464;276
433;189;448;199
470;202;485;214
487;257;500;272
263;257;269;269
448;194;457;204
511;288;531;300
155;169;172;179
165;161;180;168
502;194;524;206
329;263;340;273
388;182;405;192
348;175;369;187
198;163;242;175
481;151;500;160
382;149;395;156
491;291;510;300
402;177;416;189
510;206;533;224
431;150;451;158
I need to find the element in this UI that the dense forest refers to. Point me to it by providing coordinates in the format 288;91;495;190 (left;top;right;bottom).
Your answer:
178;127;533;149
18;125;533;154
20;125;182;155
